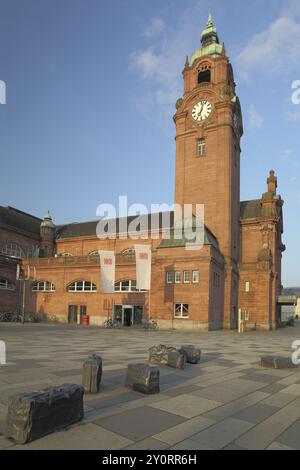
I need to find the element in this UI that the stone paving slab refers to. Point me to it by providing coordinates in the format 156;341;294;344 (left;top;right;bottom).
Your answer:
9;423;133;450
201;391;270;422
190;378;267;403
235;398;300;449
95;406;186;441
190;417;254;449
150;394;223;418
260;383;286;394
231;403;279;424
276;419;300;450
124;437;169;450
153;416;216;445
170;439;215;450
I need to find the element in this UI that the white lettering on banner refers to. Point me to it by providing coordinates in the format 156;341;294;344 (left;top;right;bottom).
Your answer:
135;245;151;291
99;251;115;293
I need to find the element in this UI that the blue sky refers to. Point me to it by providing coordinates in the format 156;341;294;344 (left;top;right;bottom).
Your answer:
0;0;299;286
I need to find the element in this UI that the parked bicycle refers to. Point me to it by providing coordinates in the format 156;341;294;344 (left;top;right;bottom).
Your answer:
143;320;159;331
103;318;122;329
0;312;22;323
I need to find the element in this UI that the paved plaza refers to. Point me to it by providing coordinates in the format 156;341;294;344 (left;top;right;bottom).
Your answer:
1;322;300;450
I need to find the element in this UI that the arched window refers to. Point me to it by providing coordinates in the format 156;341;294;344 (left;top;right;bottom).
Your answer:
67;280;96;292
198;69;211;84
58;252;73;257
122;248;135;256
32;281;55;292
0;278;15;291
88;251;100;257
1;242;25;259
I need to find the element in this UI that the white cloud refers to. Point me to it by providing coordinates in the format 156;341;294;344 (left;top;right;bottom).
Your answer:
238;5;300;77
129;2;211;129
287;110;300;122
142;18;165;38
249;105;263;129
280;149;292;161
130;49;161;79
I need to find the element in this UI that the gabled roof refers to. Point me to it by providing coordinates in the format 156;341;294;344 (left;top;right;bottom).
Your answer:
277;295;297;306
56;212;220;251
0;206;42;235
283;287;300;298
56;212;175;239
240;199;262;220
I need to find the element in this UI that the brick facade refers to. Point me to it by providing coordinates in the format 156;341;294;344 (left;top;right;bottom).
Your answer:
0;206;41;313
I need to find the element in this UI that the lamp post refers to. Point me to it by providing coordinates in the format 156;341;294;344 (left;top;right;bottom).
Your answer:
16;264;36;324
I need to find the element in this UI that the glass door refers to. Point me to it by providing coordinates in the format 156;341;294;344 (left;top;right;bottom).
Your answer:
79;305;87;324
122;305;133;326
68;305;78;324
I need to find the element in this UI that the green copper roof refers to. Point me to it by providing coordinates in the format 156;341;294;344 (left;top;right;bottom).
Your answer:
201;13;219;44
158;218;219;250
191;13;222;65
41;210;55;229
191;43;223;65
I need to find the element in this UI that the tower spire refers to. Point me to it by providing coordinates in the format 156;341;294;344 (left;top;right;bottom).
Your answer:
207;12;213;27
201;12;219;47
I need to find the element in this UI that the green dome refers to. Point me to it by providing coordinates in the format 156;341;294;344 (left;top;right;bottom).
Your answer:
190;13;223;65
41;210;55;229
201;13;219;45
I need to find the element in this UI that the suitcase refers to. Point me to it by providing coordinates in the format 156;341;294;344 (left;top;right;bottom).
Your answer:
179;345;201;364
149;344;177;365
6;384;84;444
82;354;102;393
125;363;160;394
261;356;298;369
167;351;186;369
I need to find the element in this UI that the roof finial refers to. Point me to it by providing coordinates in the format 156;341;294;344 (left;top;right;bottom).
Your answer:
184;54;189;68
267;170;277;194
207;12;213;27
201;12;219;47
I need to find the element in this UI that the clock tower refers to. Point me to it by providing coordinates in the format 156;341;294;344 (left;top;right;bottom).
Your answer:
174;14;244;328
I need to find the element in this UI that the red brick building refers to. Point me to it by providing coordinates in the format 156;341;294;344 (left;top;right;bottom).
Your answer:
0;16;285;330
0;206;41;314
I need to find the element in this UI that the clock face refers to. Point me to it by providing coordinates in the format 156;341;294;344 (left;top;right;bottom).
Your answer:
192;101;212;122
